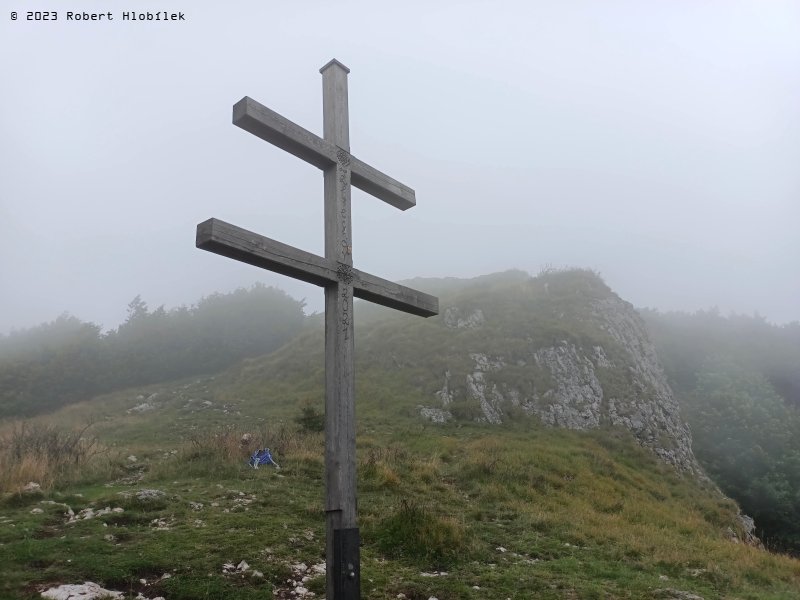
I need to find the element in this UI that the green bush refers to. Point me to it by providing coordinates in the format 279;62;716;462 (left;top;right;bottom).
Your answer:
370;500;470;569
295;403;325;433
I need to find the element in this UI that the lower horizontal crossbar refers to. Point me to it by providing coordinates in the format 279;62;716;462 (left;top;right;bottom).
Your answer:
196;218;438;317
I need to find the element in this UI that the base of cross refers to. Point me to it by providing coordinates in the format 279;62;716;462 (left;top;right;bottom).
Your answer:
333;527;360;599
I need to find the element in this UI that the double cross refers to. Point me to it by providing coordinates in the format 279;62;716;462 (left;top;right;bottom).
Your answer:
196;59;438;599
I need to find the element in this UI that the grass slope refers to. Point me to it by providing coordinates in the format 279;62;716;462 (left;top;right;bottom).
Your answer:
1;376;799;599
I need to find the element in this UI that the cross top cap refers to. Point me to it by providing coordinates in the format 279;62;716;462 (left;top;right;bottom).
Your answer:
320;58;350;74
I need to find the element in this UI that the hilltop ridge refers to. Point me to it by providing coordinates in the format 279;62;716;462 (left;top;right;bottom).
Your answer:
255;269;702;474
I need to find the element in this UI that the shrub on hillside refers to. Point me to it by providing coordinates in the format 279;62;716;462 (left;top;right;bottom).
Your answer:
294;400;325;433
371;500;470;569
0;422;107;495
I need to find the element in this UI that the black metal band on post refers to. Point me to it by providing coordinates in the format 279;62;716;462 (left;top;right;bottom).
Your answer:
333;527;361;600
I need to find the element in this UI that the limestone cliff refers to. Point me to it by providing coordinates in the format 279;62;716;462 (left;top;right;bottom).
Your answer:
414;270;703;476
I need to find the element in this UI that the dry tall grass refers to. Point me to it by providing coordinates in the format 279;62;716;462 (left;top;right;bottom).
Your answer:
0;421;108;494
148;423;324;480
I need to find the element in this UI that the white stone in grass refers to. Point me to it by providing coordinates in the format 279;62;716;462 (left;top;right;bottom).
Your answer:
30;508;44;514
24;482;41;493
40;581;124;599
496;546;507;553
150;517;171;530
135;489;165;501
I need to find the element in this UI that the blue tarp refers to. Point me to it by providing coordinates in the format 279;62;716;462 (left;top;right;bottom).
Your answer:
249;447;279;469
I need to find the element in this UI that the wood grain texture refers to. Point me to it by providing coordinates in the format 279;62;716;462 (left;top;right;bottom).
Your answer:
353;269;438;317
321;61;350;152
321;59;358;600
233;96;415;211
197;219;438;318
233;96;337;170
350;156;415;210
196;218;335;287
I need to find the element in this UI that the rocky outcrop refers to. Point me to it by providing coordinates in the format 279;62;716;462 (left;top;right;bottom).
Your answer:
531;343;603;430
589;296;700;475
466;353;506;425
443;307;485;329
420;280;703;476
418;407;452;424
727;513;762;547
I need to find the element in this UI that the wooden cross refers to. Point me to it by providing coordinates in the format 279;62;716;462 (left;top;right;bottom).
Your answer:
196;59;438;600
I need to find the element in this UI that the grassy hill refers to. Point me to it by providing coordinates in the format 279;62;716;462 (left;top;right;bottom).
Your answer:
2;394;798;599
1;270;799;599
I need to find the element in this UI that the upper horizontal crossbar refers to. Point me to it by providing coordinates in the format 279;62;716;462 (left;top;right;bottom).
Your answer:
233;97;416;210
197;218;438;318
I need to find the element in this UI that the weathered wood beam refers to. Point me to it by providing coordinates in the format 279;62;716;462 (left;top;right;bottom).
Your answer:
196;218;335;287
353;269;438;318
233;97;336;170
196;218;438;318
233;96;416;210
350;156;415;210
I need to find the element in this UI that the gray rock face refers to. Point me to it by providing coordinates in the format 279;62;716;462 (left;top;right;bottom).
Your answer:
434;370;454;405
727;513;762;547
443;307;485;329
418;407;452;423
589;296;700;476
424;290;703;475
466;353;505;425
531;343;603;430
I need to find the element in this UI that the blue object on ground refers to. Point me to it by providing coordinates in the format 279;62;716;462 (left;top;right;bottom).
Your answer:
249;447;279;469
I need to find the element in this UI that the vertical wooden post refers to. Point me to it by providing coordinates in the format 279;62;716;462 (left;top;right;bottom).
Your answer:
321;59;359;599
200;59;437;598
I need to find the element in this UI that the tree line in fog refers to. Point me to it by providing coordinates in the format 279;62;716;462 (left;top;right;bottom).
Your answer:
643;308;800;553
0;284;306;417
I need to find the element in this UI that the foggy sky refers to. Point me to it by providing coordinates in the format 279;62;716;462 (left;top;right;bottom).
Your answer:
2;1;798;334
